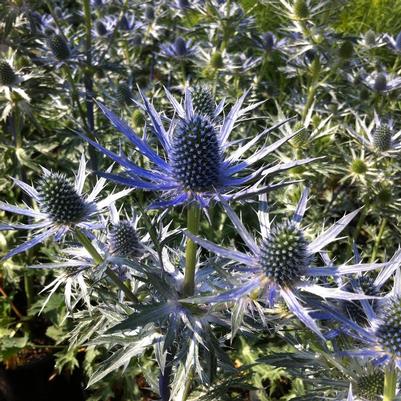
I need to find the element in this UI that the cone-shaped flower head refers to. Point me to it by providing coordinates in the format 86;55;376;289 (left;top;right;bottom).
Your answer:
108;220;142;258
376;297;401;357
293;0;309;19
210;51;224;69
48;34;71;61
261;32;275;51
373;73;387;92
170;115;221;192
260;221;309;287
119;15;130;30
95;20;108;36
373;123;392;151
178;0;190;8
338;41;354;59
356;371;384;401
174;37;187;57
38;173;92;224
0;60;17;86
364;30;376;47
144;5;155;20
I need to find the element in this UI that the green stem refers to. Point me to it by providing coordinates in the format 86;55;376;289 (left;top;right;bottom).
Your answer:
183;204;201;297
12;106;22;149
370;217;387;262
74;228;138;303
383;363;397;401
182;368;194;401
301;84;317;123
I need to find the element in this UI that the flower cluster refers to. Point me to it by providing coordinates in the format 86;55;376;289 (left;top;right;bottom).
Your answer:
3;0;401;400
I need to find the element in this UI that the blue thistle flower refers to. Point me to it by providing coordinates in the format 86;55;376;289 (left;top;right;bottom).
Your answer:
47;33;71;61
184;189;390;338
330;264;401;368
361;71;401;93
160;37;197;59
177;0;190;9
78;89;315;209
92;17;115;38
356;371;383;401
107;203;145;260
255;32;286;53
108;221;142;258
0;60;17;86
347;112;401;154
0;155;131;261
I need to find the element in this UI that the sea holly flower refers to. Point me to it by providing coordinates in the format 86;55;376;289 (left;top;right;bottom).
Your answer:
38;31;78;67
326;263;401;368
160;37;198;59
0;52;34;107
115;13;141;32
358;30;386;50
340;278;401;368
0;155;131;261
338;147;376;185
78;88;315;209
107;202;145;260
92;17;116;38
361;71;401;93
254;32;287;53
184;189;389;339
347;112;401;154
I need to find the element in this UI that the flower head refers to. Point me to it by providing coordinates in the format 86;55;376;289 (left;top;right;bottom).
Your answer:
78;88;312;209
48;34;71;60
160;37;197;59
0;52;33;107
0;155;131;261
356;371;383;401
185;189;389;338
362;71;401;93
107;203;145;259
347;112;401;154
92;17;116;38
255;32;286;53
0;60;17;86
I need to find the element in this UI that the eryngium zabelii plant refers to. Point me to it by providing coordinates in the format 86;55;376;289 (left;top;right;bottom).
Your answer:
3;1;401;400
